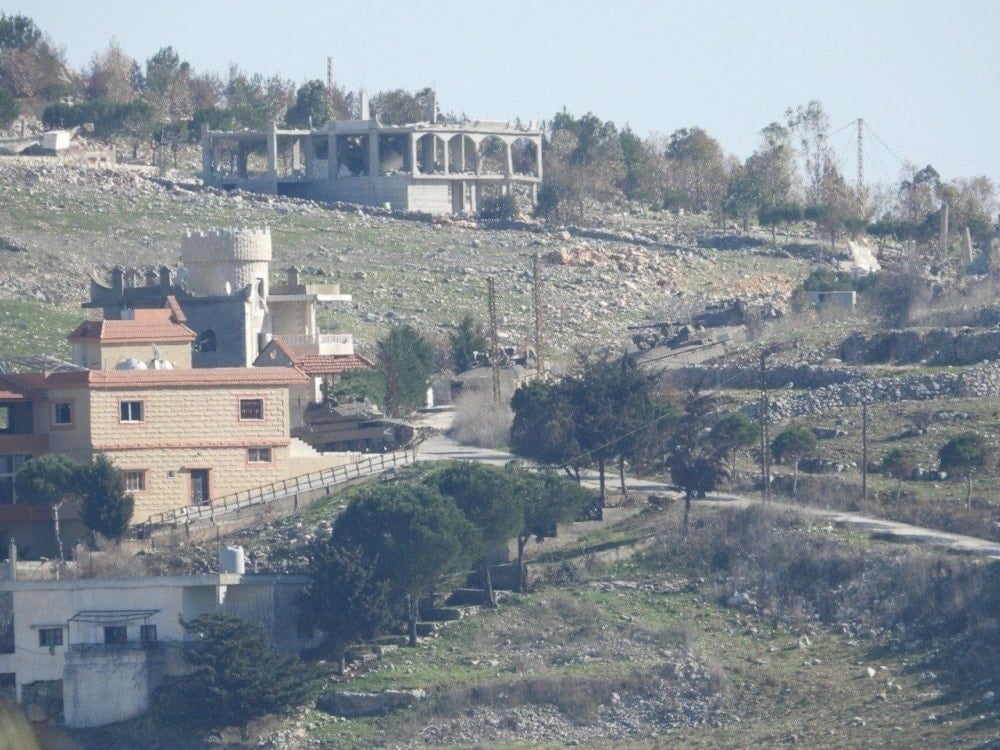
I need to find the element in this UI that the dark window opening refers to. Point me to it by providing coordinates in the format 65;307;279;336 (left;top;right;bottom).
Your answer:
195;330;217;353
104;626;127;645
240;398;264;420
52;402;72;426
140;624;157;644
38;628;63;647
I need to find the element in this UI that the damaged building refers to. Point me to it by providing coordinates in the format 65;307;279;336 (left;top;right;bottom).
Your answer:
200;93;543;215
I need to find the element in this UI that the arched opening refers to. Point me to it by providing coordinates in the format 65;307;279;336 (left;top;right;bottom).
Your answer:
447;135;476;174
510;137;539;177
477;136;507;175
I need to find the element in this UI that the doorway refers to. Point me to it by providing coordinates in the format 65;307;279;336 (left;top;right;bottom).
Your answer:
190;469;210;506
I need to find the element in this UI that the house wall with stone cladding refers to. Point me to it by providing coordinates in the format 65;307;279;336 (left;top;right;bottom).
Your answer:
88;384;292;522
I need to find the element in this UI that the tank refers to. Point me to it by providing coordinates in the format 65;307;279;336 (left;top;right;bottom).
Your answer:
293;398;415;453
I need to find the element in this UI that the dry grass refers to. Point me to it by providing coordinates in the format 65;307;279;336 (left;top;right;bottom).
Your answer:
447;388;513;449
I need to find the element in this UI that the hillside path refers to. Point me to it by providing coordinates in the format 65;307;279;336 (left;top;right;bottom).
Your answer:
414;410;1000;560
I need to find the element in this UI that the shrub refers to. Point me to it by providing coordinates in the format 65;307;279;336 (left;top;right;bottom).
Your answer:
447;388;512;449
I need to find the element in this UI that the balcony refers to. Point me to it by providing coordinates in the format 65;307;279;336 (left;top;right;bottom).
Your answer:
279;333;355;356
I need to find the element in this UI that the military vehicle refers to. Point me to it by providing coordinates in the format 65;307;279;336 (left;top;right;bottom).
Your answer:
293;397;415;453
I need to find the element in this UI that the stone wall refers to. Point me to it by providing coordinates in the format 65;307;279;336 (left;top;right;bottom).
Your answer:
664;363;859;391
840;328;1000;366
756;362;1000;420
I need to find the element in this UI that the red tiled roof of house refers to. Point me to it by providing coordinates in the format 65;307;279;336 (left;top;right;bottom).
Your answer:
163;295;187;323
291;353;375;376
4;367;308;390
67;318;196;344
263;338;374;376
0;387;29;400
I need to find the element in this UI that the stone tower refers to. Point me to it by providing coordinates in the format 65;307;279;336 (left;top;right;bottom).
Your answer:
180;227;273;299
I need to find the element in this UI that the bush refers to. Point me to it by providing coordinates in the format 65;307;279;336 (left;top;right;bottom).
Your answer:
447;389;512;449
868;268;929;327
478;193;518;221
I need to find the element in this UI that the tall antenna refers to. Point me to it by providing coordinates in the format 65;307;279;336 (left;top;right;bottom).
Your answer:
532;252;544;378
856;118;866;210
487;277;501;404
326;57;334;116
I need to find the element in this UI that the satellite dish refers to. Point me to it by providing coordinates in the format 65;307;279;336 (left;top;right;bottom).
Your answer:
224;281;232;295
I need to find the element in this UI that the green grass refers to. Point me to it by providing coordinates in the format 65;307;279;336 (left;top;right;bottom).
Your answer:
0;299;81;360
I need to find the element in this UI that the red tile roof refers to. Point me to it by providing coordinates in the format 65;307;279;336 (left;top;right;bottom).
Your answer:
291;353;375;376
67;318;196;344
264;338;374;376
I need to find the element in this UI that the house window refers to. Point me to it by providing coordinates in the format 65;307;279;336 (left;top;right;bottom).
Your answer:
0;406;8;431
239;398;264;420
0;453;32;504
123;470;146;492
140;625;157;644
104;626;128;645
52;402;72;426
38;628;63;647
119;400;144;423
247;447;272;464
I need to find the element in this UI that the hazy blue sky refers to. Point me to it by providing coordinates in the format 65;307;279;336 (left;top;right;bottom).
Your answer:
9;0;1000;187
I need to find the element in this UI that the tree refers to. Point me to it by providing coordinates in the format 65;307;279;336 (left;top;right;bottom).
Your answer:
539;111;624;219
144;46;192;120
712;412;761;482
881;447;920;500
330;482;476;645
427;462;524;607
86;39;141;103
377;324;435;417
938;432;989;508
0;13;66;101
13;453;86;561
667;395;725;528
510;378;588;479
771;425;817;498
0;87;16;128
371;88;433;125
448;315;487;374
786;100;831;203
79;454;134;542
508;463;590;591
154;613;317;741
664;127;727;213
287;79;350;127
297;544;394;670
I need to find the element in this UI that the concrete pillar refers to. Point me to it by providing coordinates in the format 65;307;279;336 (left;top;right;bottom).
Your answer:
360;90;370;121
410;133;419;176
328;134;338;179
470;182;477;213
965;227;974;263
441;136;448;175
505;140;513;176
531;183;538;205
304;136;314;177
291;139;301;172
535;135;543;182
266;121;278;179
457;137;465;172
367;133;379;177
237;142;248;179
200;124;213;180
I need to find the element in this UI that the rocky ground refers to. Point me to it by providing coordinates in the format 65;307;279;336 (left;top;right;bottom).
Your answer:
0;157;808;365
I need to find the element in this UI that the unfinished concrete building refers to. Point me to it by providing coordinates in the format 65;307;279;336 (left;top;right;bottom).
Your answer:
200;94;542;215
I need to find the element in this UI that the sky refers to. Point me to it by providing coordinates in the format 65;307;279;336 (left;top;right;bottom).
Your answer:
9;0;1000;189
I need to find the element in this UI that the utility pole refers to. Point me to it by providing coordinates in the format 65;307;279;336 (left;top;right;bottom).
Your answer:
487;277;501;404
326;57;334;117
861;399;869;502
759;350;770;503
532;252;544;378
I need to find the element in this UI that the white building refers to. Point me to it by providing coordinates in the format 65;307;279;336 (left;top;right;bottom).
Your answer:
0;560;312;728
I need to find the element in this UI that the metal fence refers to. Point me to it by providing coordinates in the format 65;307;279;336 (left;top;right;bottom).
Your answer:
139;447;416;538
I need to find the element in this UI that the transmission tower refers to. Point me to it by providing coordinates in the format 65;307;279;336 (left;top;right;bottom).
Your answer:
856;118;867;211
487;277;501;404
532;252;544;378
